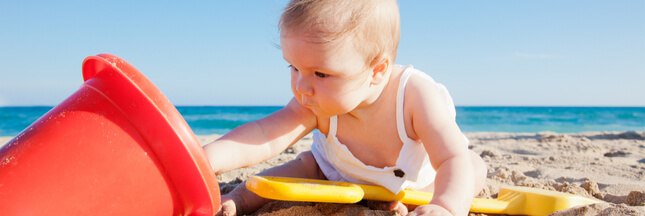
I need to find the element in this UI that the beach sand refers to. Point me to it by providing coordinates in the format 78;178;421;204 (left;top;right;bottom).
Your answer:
3;131;645;215
203;131;645;216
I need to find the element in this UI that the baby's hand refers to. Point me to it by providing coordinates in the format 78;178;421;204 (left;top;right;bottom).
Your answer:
216;195;238;216
407;204;453;216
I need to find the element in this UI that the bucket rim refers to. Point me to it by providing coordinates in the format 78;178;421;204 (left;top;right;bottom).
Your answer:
81;53;220;215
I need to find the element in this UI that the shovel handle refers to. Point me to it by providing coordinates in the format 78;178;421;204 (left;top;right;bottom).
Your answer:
246;176;510;214
359;184;509;213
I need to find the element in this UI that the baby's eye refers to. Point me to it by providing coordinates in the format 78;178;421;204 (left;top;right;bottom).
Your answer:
314;71;328;78
288;65;299;72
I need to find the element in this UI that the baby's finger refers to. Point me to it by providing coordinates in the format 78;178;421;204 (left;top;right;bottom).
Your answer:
365;200;408;215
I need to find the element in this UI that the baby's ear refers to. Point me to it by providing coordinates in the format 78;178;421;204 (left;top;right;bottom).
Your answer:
371;57;390;85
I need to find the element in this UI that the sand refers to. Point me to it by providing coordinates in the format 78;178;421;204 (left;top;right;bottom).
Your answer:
204;131;645;216
3;131;644;215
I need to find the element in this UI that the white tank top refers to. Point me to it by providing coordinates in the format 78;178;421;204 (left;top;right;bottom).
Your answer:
311;66;462;193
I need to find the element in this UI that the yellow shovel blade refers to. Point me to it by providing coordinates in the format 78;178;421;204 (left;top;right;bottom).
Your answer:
481;186;603;215
246;176;603;215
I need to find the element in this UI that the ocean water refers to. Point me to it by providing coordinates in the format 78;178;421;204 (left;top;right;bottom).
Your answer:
0;106;643;137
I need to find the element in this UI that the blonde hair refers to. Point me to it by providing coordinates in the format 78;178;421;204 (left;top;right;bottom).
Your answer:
279;0;401;67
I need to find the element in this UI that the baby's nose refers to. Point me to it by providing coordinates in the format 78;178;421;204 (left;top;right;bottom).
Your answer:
295;77;313;96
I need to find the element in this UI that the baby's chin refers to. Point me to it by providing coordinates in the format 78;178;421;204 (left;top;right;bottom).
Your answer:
306;106;336;118
297;99;349;118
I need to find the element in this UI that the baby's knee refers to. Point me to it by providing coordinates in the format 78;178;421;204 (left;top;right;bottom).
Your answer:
293;151;325;179
295;151;315;163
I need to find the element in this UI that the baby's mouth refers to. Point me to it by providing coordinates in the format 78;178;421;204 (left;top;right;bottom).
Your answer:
300;95;315;107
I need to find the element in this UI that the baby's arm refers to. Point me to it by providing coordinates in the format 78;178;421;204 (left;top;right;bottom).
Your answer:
407;78;474;216
203;98;317;174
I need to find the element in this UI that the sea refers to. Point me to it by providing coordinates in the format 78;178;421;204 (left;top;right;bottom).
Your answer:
0;106;643;137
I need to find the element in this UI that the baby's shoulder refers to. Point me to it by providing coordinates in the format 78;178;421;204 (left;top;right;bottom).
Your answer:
403;68;442;98
401;68;452;114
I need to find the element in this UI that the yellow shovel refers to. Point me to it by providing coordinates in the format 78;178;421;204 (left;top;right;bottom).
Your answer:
246;176;603;216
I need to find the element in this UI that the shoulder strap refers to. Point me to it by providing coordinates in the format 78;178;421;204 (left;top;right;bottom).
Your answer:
329;115;338;136
396;67;414;143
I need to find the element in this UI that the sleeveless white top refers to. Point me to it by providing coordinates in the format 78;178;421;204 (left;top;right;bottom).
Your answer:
311;66;464;193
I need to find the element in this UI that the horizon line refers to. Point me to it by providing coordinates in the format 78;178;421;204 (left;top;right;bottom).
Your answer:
1;105;644;108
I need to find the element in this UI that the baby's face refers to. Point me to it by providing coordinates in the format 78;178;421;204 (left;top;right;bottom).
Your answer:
281;33;372;117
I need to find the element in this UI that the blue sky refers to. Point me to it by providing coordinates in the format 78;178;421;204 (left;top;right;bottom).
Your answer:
1;1;643;106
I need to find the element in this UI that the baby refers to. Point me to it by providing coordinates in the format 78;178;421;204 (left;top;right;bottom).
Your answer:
203;0;487;215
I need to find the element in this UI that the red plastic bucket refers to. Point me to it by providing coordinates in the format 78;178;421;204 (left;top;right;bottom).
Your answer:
0;54;220;215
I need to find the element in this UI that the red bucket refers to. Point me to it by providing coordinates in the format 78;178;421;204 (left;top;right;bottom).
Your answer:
0;54;220;215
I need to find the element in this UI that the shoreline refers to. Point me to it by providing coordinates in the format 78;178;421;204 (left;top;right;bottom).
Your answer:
2;131;645;215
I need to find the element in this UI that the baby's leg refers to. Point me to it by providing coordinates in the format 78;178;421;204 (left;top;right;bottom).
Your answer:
218;151;325;216
470;150;488;196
